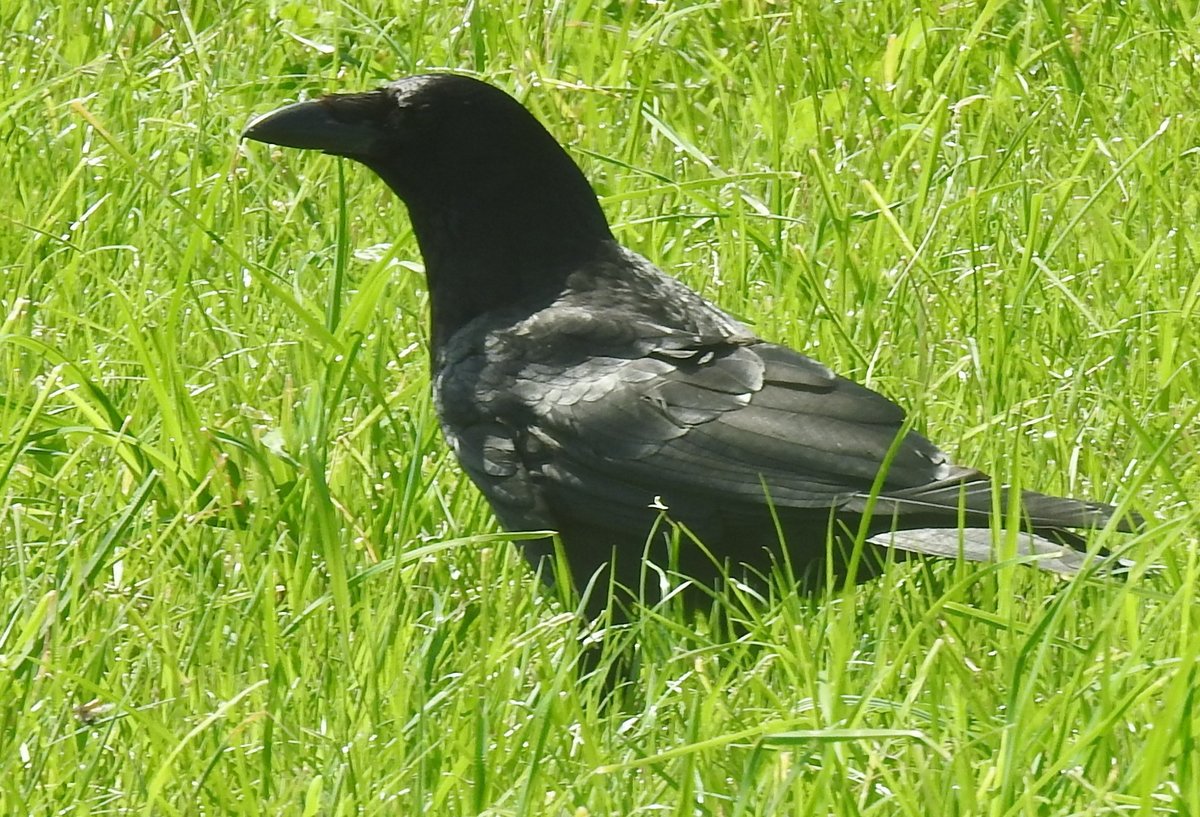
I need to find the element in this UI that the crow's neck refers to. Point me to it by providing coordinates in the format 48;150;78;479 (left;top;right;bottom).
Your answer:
405;190;613;350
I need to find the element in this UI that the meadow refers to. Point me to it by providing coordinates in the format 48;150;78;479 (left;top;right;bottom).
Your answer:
2;0;1199;813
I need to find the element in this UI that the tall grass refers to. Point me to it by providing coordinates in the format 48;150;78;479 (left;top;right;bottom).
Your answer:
2;1;1198;813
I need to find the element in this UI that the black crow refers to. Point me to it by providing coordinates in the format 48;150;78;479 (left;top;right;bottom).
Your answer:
243;74;1139;614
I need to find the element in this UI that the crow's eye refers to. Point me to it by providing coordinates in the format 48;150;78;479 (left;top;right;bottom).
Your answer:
390;99;439;134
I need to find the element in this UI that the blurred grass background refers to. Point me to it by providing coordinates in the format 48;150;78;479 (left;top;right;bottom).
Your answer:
2;0;1198;813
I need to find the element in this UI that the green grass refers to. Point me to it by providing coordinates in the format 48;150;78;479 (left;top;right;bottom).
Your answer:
3;0;1199;813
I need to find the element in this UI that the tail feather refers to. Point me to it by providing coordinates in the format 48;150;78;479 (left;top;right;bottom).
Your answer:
867;528;1105;574
873;466;1142;532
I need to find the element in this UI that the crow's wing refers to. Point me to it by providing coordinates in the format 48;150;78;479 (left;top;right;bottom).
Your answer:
509;339;957;524
444;328;1128;563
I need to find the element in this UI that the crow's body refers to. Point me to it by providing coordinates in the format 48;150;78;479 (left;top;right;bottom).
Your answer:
244;74;1138;613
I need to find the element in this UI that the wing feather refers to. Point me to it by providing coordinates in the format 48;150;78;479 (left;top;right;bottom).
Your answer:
529;340;946;513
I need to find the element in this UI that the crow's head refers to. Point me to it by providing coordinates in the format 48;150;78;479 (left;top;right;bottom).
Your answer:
243;74;610;241
244;74;615;337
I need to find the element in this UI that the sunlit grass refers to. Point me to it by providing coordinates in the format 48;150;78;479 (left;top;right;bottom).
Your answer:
2;1;1198;814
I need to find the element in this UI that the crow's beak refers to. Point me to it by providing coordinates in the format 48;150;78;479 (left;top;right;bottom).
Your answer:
242;98;378;156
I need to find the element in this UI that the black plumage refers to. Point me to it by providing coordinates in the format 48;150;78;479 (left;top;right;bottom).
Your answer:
243;74;1139;614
